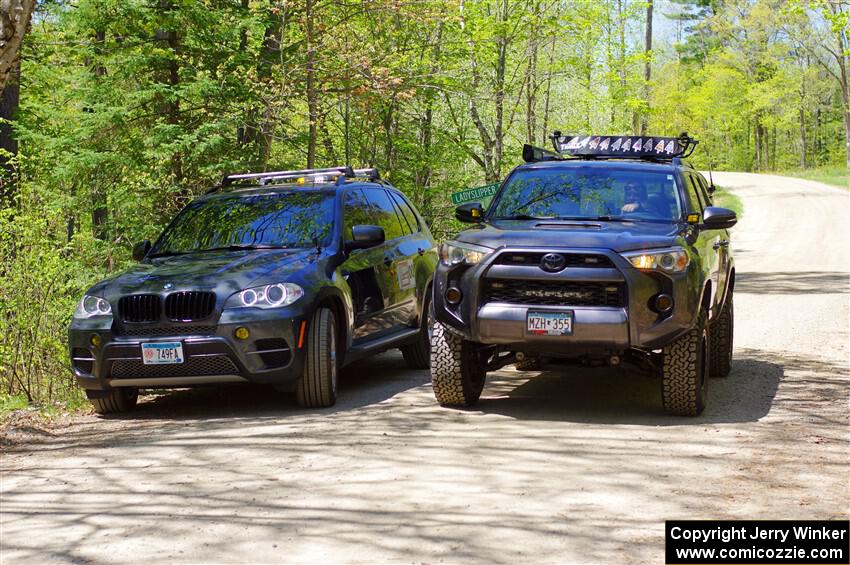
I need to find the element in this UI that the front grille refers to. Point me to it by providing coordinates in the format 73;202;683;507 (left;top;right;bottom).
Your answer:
494;252;613;268
484;279;625;307
119;294;161;323
111;355;238;379
115;325;217;337
165;291;216;322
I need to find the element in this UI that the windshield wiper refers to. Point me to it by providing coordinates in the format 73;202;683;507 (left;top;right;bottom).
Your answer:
150;244;292;258
494;214;555;220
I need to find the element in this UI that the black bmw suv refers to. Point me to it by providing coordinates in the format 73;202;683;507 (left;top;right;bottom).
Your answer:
70;167;438;413
430;134;736;416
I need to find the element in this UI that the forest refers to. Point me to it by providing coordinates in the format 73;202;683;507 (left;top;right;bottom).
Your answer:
0;0;847;406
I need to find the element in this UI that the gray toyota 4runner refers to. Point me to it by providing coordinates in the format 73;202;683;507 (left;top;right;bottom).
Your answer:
430;133;736;416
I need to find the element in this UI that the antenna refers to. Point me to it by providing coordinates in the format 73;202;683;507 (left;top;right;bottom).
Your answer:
705;144;716;194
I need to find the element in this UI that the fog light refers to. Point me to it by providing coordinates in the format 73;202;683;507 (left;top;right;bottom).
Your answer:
234;327;250;340
90;334;102;347
445;287;463;305
654;294;674;313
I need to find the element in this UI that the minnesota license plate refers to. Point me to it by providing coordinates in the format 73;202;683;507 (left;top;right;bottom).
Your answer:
527;311;574;336
141;342;184;365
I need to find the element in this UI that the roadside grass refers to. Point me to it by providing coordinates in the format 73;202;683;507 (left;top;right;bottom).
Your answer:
775;167;849;189
712;186;743;218
0;390;89;424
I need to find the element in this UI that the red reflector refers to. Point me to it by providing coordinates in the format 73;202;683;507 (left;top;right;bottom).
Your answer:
297;321;307;349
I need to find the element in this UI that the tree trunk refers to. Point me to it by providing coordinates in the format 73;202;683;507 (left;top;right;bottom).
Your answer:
305;0;318;168
799;107;807;168
91;28;108;241
640;0;653;136
0;0;35;94
0;57;19;207
827;2;850;167
525;2;538;145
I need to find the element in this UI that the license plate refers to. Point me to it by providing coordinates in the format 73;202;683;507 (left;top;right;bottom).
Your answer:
527;311;574;336
141;342;184;364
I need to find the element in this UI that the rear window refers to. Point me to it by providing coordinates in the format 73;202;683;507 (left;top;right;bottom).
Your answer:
152;192;335;255
491;167;682;222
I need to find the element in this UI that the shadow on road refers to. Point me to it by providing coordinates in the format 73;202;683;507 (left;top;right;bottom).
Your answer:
736;271;849;294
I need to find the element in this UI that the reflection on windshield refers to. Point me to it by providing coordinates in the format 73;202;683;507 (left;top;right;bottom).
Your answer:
492;169;681;222
151;192;335;256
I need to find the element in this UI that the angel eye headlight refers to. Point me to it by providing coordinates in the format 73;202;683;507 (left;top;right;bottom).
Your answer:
623;248;690;273
439;242;493;266
74;295;112;319
226;283;303;309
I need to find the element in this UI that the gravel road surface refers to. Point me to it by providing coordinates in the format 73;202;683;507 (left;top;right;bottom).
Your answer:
1;172;848;564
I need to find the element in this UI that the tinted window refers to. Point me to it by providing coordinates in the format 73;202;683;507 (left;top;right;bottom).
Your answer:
363;188;405;241
389;191;420;234
152;192;334;255
492;168;682;222
343;189;376;240
695;174;713;205
684;174;705;212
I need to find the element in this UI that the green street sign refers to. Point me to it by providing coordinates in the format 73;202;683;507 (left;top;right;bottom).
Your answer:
451;183;499;205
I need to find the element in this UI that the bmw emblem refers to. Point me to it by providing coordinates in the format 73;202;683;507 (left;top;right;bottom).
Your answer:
163;283;174;290
540;253;567;273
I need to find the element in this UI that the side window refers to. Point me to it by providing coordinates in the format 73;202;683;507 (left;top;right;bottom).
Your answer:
683;174;704;213
363;188;405;242
389;191;420;234
343;189;375;240
696;174;714;206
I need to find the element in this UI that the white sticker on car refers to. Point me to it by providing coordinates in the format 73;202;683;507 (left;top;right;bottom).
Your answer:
397;259;415;290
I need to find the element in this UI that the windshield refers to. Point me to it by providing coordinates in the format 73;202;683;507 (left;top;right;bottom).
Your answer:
151;192;335;256
491;168;682;222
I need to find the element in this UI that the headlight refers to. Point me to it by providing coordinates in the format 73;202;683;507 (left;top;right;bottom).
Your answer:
439;241;493;266
74;295;112;319
223;283;304;309
623;248;690;273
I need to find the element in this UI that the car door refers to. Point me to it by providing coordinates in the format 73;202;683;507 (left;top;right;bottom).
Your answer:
387;190;426;327
696;173;731;303
683;173;721;311
340;188;395;341
362;187;412;332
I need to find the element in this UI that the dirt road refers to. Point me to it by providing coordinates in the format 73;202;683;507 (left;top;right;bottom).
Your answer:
2;173;848;564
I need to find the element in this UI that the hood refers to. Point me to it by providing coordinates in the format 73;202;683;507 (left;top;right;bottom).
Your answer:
455;219;682;253
88;249;316;298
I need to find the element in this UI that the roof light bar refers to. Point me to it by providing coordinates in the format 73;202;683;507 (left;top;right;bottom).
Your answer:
549;132;698;159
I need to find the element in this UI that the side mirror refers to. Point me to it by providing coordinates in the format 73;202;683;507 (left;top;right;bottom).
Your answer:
701;206;737;230
132;240;151;261
345;225;385;252
455;202;484;224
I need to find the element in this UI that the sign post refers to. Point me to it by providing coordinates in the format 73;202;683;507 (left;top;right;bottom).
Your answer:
450;183;500;205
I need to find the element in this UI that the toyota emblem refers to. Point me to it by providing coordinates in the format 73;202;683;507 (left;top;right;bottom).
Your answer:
540;253;567;272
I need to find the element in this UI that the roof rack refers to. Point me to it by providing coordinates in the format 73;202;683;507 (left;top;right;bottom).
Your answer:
210;166;381;192
538;131;698;161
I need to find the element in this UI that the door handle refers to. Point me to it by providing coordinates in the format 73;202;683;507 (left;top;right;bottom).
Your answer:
383;255;393;266
713;239;729;250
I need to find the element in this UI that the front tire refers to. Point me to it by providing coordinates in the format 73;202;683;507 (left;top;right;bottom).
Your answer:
296;308;338;408
709;292;733;378
87;388;138;415
400;292;432;369
430;321;486;406
661;309;709;416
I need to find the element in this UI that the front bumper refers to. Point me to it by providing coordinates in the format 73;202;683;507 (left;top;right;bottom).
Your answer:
69;305;310;392
433;246;701;354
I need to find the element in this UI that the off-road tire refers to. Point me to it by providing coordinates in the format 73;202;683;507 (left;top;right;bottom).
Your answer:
709;292;733;378
430;320;486;406
296;308;338;408
401;293;432;370
661;309;709;416
87;388;138;415
515;357;544;371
